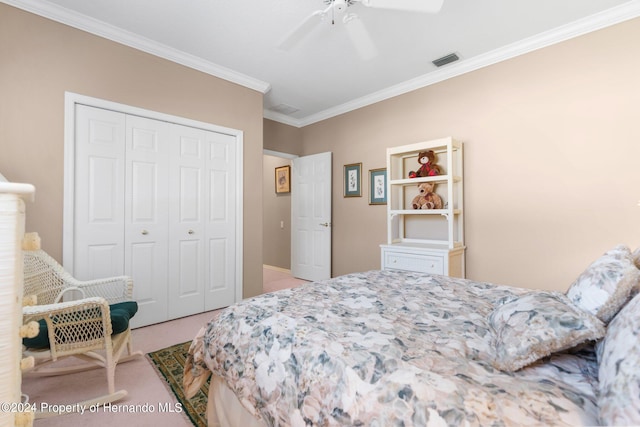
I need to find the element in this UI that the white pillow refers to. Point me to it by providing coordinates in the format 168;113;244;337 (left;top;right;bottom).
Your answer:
489;291;605;372
598;293;640;425
633;247;640;269
566;245;640;323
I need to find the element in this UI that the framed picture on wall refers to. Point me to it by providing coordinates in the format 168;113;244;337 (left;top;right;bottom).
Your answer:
275;165;291;193
369;168;387;205
343;163;362;197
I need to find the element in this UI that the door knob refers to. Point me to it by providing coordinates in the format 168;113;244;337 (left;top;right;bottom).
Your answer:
188;229;195;235
141;229;149;235
319;222;331;227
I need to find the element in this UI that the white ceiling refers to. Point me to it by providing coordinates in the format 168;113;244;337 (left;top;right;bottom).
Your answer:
6;0;640;127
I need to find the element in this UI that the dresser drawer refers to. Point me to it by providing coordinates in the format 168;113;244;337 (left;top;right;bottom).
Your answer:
383;251;444;274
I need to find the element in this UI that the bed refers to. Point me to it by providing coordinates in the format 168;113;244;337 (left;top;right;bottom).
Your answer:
184;245;640;426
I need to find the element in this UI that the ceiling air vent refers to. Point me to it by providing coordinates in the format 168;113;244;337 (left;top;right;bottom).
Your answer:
432;53;459;67
270;103;300;115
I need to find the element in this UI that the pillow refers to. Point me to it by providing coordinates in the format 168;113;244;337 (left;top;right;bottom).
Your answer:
566;245;640;323
633;247;640;269
598;293;640;425
489;291;605;372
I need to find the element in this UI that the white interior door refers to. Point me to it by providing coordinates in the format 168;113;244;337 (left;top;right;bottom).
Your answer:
291;152;332;281
204;131;237;311
73;105;126;280
167;124;207;319
168;124;237;318
124;115;170;327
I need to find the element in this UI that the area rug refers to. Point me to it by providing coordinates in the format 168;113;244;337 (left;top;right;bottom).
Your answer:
147;341;209;427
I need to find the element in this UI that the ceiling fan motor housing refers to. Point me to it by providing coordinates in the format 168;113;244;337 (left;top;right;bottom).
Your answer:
334;0;348;13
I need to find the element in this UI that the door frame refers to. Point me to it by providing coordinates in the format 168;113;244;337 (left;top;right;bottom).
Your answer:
62;92;244;303
262;149;298;273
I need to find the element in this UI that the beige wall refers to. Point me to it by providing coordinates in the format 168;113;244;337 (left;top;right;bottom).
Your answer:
264;118;303;154
263;155;293;269
262;120;302;270
0;4;264;298
301;18;640;291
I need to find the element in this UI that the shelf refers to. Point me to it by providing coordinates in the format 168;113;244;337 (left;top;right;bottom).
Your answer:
383;241;465;251
390;209;461;216
389;175;461;185
386;137;463;157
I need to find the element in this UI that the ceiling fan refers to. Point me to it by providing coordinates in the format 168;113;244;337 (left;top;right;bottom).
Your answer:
278;0;445;60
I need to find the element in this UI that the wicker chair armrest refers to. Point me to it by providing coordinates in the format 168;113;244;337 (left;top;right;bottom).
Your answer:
23;296;110;322
72;276;134;303
54;286;87;303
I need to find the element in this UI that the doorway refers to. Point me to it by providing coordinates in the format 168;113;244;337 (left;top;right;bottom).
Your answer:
262;150;332;282
262;150;297;271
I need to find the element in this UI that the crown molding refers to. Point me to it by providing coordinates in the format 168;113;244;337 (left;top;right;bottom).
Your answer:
290;0;640;127
2;0;271;94
5;0;638;127
263;109;304;127
263;149;299;159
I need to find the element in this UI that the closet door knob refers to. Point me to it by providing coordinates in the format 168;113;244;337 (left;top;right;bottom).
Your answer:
141;230;149;235
188;229;195;235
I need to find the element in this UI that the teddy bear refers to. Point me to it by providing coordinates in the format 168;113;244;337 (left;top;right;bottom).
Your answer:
411;182;443;210
408;150;441;178
22;231;41;251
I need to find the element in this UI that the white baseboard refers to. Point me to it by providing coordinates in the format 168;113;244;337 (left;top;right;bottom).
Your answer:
263;264;292;274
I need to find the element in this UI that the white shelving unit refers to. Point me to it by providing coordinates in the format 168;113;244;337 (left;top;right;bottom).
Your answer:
380;137;465;277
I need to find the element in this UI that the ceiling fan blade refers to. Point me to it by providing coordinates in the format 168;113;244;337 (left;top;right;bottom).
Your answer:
278;8;327;51
343;14;378;61
359;0;444;13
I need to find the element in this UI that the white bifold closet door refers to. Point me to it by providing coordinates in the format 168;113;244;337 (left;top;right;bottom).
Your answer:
73;105;236;327
167;123;237;319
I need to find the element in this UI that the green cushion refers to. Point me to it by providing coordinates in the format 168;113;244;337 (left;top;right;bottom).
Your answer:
23;301;138;350
109;301;138;334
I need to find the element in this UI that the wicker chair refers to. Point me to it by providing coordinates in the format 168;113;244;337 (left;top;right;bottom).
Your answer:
22;248;142;418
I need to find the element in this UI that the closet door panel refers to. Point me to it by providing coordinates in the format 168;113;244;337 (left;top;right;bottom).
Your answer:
125;115;170;328
168;124;206;319
177;240;200;295
205;132;236;310
74;105;126;280
209;238;227;289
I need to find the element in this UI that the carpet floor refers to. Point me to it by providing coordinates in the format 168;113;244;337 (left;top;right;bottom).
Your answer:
147;341;208;427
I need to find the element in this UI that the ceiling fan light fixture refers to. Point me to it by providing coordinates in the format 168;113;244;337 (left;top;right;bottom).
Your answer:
333;0;348;13
280;0;446;58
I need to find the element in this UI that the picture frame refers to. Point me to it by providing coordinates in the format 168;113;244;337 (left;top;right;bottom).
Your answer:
275;165;291;194
343;163;362;197
369;168;387;205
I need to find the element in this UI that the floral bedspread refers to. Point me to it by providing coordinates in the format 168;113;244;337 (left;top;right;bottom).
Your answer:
185;270;600;426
